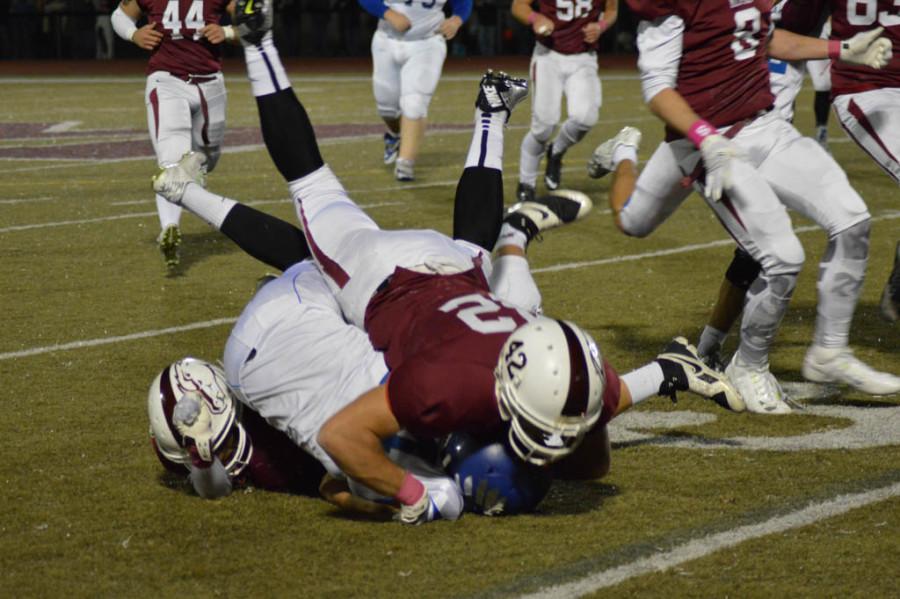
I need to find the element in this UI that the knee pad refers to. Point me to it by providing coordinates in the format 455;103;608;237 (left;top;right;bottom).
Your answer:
825;218;871;262
763;235;805;276
529;121;555;144
725;248;763;291
400;93;430;120
568;111;598;131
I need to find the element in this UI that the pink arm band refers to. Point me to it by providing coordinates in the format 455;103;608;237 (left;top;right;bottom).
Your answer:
528;12;537;24
395;471;425;506
597;18;608;33
687;119;716;148
827;39;841;60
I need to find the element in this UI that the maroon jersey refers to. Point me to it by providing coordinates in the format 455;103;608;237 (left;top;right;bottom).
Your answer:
629;0;775;130
536;0;603;54
828;0;900;95
137;0;229;76
365;267;530;438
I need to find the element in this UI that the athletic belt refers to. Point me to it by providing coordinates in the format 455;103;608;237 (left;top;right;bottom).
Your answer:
172;73;218;84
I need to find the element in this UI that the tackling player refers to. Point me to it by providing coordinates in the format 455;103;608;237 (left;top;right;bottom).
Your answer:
151;7;743;524
359;0;472;181
110;0;238;270
511;0;617;202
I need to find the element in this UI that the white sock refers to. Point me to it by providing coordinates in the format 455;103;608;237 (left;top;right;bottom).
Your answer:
181;183;237;230
494;223;528;252
621;362;665;405
518;132;544;187
156;194;182;229
696;325;728;358
612;144;638;166
489;254;542;314
244;34;290;97
464;109;506;170
550;119;589;156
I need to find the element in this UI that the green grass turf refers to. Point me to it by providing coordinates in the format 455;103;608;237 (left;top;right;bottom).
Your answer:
0;64;897;597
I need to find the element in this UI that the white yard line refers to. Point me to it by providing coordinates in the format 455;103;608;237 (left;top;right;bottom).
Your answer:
0;74;643;85
521;480;900;598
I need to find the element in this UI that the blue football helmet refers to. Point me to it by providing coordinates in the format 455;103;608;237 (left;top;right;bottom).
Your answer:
441;433;552;516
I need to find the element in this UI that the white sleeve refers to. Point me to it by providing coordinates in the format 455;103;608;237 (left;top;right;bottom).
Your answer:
189;458;233;499
636;15;685;103
111;5;138;42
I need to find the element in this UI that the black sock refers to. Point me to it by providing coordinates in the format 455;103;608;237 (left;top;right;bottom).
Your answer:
453;166;504;250
220;203;310;271
814;91;830;128
257;89;324;182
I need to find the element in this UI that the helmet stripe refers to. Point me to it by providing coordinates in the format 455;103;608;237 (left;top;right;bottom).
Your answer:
557;320;590;418
157;365;183;444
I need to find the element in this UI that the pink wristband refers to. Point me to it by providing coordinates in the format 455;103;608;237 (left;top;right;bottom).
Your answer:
528;12;538;25
686;119;716;148
395;471;425;506
597;18;608;33
827;39;841;60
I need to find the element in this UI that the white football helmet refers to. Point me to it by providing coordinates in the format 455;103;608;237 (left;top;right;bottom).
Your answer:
494;317;606;466
147;357;252;477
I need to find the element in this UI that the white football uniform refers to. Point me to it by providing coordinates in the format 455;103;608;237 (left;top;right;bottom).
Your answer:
833;87;900;185
223;260;389;476
369;0;449;121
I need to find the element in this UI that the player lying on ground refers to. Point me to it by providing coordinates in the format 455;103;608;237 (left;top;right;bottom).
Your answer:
150;8;742;523
584;1;898;415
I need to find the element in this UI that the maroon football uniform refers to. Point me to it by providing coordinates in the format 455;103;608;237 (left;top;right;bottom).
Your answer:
536;0;603;54
365;267;621;438
137;0;229;76
828;0;900;95
628;0;775;131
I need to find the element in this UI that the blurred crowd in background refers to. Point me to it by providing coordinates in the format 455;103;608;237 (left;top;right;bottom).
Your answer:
0;0;641;60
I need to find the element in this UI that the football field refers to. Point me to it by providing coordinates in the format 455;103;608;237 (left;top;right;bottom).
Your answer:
1;61;898;597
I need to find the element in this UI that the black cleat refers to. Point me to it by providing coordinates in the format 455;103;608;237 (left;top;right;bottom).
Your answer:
880;241;900;322
656;337;745;411
476;70;529;119
515;182;535;204
503;189;592;245
544;144;563;190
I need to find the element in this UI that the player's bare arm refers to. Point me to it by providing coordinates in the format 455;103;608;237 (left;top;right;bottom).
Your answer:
201;0;239;44
384;9;412;33
317;385;407;499
438;15;463;40
112;0;162;50
583;0;618;44
608;159;638;233
511;0;552;37
319;474;396;519
770;26;892;68
647;88;703;136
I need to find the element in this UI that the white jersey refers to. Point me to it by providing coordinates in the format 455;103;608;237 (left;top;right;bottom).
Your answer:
223;261;389;476
377;0;447;41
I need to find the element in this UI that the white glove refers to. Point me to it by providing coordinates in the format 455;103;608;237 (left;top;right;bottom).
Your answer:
698;134;747;202
172;392;214;463
837;27;893;69
396;489;437;525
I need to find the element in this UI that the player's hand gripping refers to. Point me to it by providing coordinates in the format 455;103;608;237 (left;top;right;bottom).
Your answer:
394;472;436;525
132;23;163;50
530;13;554;37
698;134;746;202
438;15;463;40
172;392;215;465
200;23;229;44
384;9;411;33
834;27;893;69
582;21;605;44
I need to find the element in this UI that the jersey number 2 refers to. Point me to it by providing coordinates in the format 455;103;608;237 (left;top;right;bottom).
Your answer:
439;294;520;334
162;0;205;40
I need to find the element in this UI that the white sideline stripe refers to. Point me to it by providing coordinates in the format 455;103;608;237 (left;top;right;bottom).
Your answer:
0;200;404;233
0;74;642;85
522;480;900;598
0;318;237;361
0;196;53;204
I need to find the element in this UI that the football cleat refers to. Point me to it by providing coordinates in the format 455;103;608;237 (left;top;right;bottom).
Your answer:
394;158;415;182
234;0;273;46
152;151;207;205
544;144;563;190
504;189;592;244
383;132;400;165
656;337;745;411
815;125;830;152
515;182;535;204
880;241;900;322
157;224;182;270
475;70;529;119
588;126;642;179
725;354;792;414
802;345;900;395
